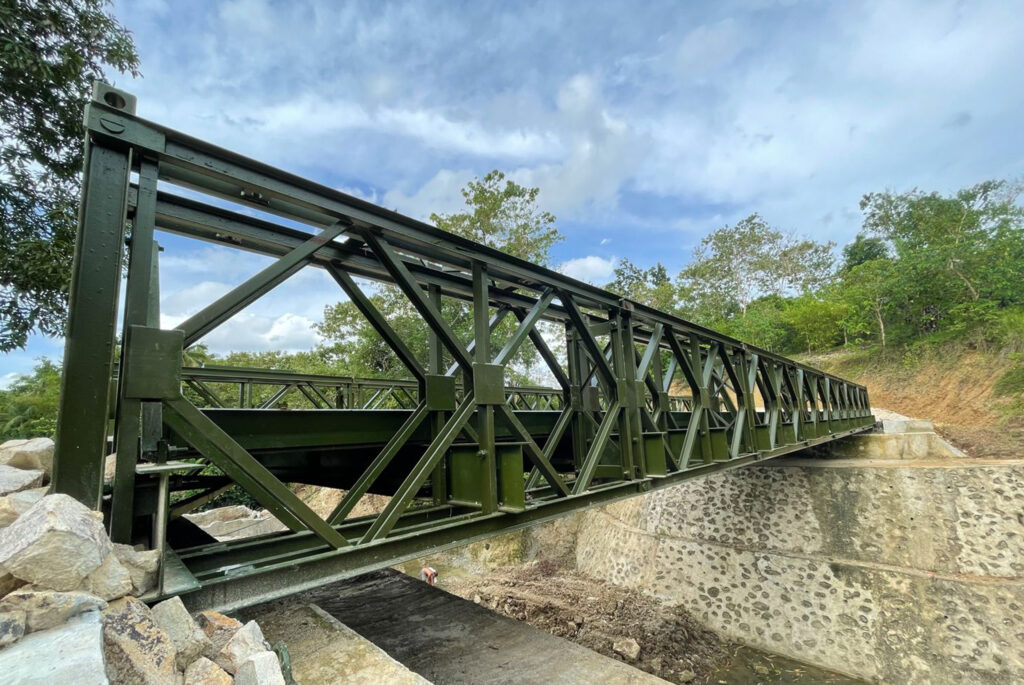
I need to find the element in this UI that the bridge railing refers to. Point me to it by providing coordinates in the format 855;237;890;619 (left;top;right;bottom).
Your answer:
51;84;874;611
175;366;565;410
174;366;694;411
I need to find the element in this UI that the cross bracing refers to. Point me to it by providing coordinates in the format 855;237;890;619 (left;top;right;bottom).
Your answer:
51;84;875;611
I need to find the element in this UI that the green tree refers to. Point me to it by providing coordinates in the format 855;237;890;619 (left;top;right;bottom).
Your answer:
722;295;794;352
605;259;679;314
860;181;1024;338
840;234;888;272
841;258;897;349
318;171;563;381
782;294;849;353
430;170;561;266
0;0;139;351
0;357;62;439
676;214;835;326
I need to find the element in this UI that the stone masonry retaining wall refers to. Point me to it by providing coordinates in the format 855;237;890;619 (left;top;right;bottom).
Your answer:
575;454;1024;684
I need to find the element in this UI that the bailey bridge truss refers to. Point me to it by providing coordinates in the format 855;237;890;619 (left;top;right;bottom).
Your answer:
52;84;875;611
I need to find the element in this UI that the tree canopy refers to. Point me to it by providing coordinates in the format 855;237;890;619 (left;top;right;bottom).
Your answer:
603;180;1023;356
0;0;139;351
675;214;835;324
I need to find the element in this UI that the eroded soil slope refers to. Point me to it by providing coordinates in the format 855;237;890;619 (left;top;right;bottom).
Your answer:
805;347;1024;458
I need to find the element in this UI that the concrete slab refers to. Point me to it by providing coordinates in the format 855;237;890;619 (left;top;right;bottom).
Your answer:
823;430;965;460
249;602;431;685
246;570;668;685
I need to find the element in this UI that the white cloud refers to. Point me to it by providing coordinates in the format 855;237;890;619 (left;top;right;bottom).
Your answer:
0;372;21;390
674;18;742;77
559;256;616;284
383;169;472;220
155;237;342;355
10;0;1024;375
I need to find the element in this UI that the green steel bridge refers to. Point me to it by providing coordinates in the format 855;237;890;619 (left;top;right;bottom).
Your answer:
52;84;875;612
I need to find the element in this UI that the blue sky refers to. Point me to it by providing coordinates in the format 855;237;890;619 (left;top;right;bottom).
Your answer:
3;0;1023;383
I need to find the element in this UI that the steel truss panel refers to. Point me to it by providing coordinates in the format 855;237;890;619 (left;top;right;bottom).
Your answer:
53;84;875;609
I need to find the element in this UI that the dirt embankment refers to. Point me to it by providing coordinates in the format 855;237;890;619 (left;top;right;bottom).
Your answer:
443;561;728;683
803;346;1024;459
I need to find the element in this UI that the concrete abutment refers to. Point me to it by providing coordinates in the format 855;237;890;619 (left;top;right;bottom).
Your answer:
572;424;1024;683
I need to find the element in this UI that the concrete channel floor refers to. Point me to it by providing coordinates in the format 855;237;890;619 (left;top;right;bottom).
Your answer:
245;569;668;685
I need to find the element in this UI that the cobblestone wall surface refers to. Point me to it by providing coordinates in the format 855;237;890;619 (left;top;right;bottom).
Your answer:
575;457;1024;684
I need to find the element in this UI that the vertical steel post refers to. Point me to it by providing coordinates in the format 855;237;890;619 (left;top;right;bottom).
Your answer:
614;309;640;478
109;158;159;541
472;262;498;513
141;242;162;454
52;131;133;509
427;284;447;504
566;327;588;472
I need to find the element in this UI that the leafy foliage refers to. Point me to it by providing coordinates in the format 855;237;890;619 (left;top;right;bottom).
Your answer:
0;357;61;439
611;181;1023;360
605;259;679;314
676;213;835;324
0;0;139;351
840;234;888;272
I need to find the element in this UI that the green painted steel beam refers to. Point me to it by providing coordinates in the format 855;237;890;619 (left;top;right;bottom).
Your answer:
52;140;133;509
55;86;877;616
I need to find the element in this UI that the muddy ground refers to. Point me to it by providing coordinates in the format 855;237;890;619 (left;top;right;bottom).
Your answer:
438;561;863;685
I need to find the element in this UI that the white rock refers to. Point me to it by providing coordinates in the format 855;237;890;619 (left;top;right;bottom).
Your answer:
612;636;641;661
0;437;54;474
0;494;111;591
102;596;177;685
0;608;26;647
151;596;212;669
0;439;29;451
217;619;271;674
0;588;106;632
80;551;134;601
0;486;48;528
186;505;285;541
112;542;160;596
235;651;286;685
104;453;117;483
196;609;243;659
0;609;108;684
184;656;233;685
0;464;45;497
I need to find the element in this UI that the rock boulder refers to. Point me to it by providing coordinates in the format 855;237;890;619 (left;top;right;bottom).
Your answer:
0;465;45;497
0;486;48;528
0;438;54;474
0;494;111;591
80;550;134;601
184;656;233;685
0;610;108;685
0;588;106;632
151;596;212;669
612;636;641;661
102;596;177;685
217;619;271;674
197;609;243;658
112;543;160;596
235;650;286;685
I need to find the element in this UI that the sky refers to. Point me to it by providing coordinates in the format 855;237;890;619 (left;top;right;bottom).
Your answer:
3;0;1023;384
